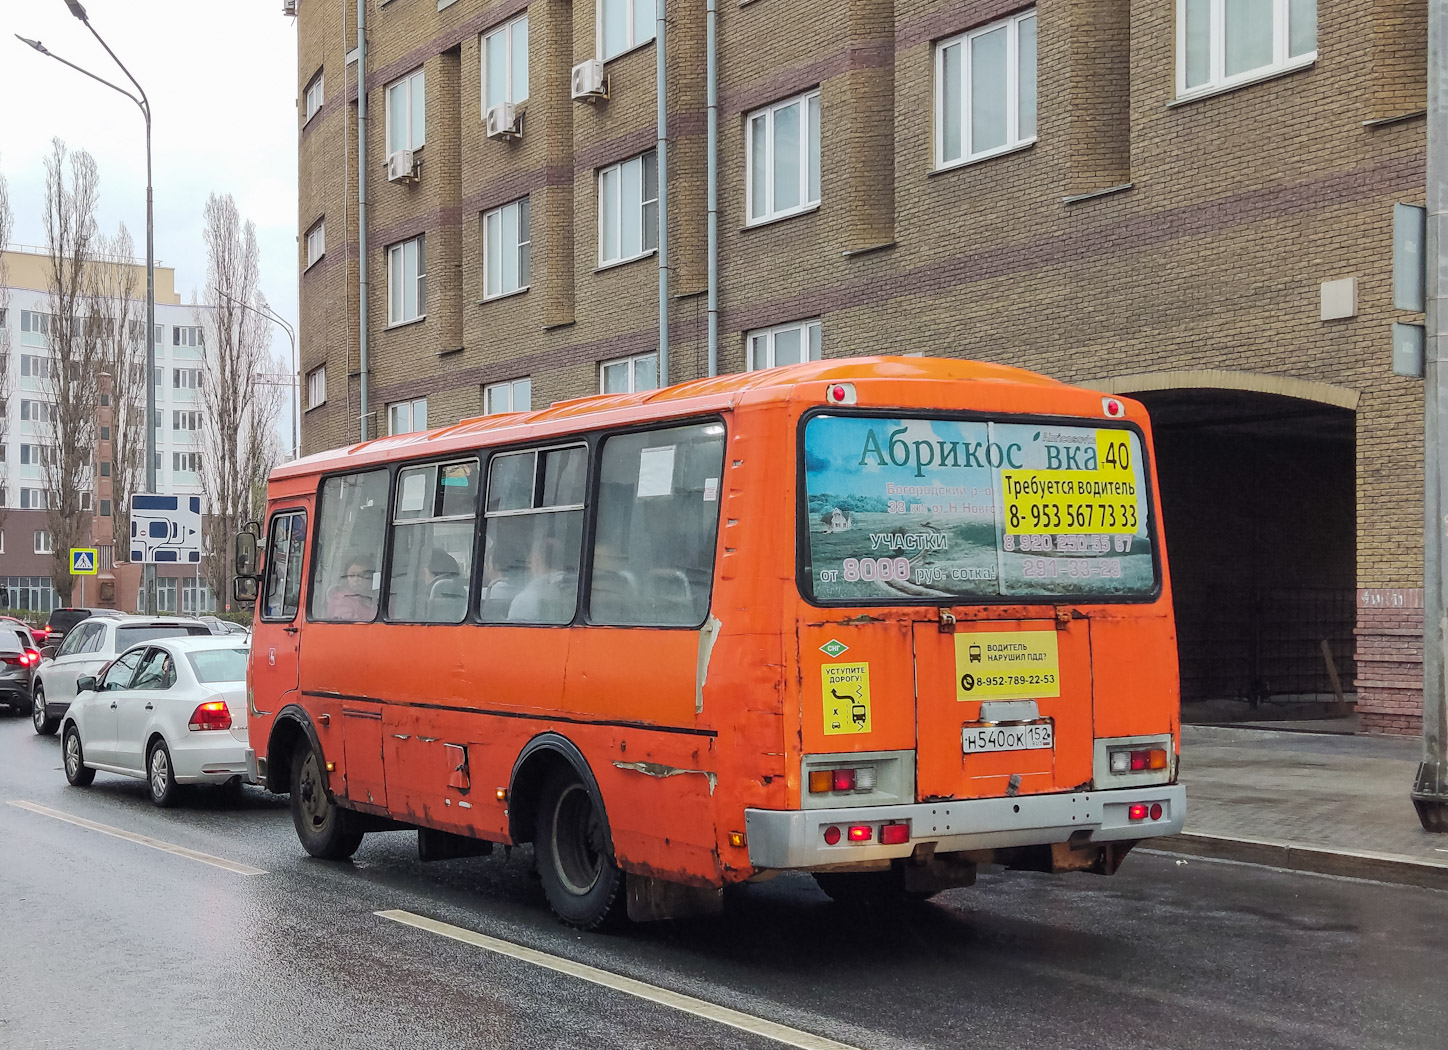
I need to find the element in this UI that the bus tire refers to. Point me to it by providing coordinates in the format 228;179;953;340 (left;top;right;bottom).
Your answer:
291;743;364;861
534;770;625;930
813;869;938;907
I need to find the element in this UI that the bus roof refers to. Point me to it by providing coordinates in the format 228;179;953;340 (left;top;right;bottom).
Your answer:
274;356;1064;481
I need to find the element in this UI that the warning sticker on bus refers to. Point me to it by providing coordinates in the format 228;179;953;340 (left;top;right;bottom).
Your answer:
821;662;873;735
954;630;1061;701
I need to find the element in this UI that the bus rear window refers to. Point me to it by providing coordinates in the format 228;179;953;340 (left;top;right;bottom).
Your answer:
801;414;1157;603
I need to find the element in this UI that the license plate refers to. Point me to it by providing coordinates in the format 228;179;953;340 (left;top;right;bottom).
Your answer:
962;722;1054;754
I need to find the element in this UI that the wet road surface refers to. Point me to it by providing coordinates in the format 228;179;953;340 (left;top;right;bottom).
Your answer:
1;715;1445;1050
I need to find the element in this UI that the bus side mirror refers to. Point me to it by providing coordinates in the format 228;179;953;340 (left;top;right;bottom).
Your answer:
233;576;259;605
234;531;259;577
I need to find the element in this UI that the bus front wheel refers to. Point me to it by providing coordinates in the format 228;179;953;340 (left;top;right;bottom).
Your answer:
534;771;625;929
291;744;364;861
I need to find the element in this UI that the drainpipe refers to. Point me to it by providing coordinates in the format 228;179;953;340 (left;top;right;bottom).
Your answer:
656;0;669;386
356;0;371;440
705;0;718;376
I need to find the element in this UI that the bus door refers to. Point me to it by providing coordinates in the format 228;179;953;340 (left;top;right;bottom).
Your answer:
255;507;309;717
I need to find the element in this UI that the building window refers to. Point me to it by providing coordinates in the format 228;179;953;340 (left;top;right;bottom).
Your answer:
386;68;425;154
100;426;110;440
100;499;111;517
1178;0;1316;96
81;492;92;513
172;326;204;348
19;488;45;511
483;377;532;415
173;368;201;389
387;235;426;325
182;578;216;615
600;0;655;60
34;531;51;555
600;352;658;394
307;366;327;410
598;151;658;266
746;89;821;225
20;400;53;424
305;69;325;122
173;452;201;473
936;9;1037;169
156;576;178;614
747;319;822;371
100;460;111;477
388;398;428;435
484;198;531;299
173;410;201;431
483;14;529;113
20;355;55;382
306;219;326;269
19;310;50;347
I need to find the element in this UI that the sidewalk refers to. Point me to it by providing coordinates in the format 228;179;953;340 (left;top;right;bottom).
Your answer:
1151;725;1448;889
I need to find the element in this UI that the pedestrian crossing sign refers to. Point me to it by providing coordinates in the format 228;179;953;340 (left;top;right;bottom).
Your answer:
69;548;99;575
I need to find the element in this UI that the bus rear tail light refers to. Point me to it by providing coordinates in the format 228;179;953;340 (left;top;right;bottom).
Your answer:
826;383;857;405
1128;803;1148;822
879;822;910;846
1110;748;1169;774
1150;803;1163;821
1102;397;1125;418
188;701;232;732
832;768;856;792
823;825;842;845
847;825;872;843
809;770;833;794
809;766;876;793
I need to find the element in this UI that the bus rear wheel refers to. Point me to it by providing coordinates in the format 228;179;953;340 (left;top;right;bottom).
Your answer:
534;771;625;929
813;868;938;907
291;744;364;861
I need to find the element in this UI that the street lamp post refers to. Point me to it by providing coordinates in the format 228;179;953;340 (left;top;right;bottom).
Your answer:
218;290;299;460
18;0;157;613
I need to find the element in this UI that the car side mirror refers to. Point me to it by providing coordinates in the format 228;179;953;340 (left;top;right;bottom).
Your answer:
41;645;56;660
233;576;259;605
76;674;97;694
234;530;259;577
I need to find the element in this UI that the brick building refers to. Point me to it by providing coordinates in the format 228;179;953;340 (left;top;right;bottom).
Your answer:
293;0;1429;733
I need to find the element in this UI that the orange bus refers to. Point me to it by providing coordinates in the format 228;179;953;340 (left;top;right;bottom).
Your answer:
235;357;1184;927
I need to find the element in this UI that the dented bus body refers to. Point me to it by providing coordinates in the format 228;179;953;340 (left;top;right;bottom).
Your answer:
241;357;1184;926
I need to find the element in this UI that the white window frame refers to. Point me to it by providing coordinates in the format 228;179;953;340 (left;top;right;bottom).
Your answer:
599;352;658;394
935;9;1038;171
20;489;45;511
306;219;326;269
34;530;51;555
1175;0;1317;100
597;151;659;267
483;198;531;300
173;368;200;389
482;13;529;114
746;319;823;371
387;235;427;326
173;452;201;473
19;310;50;346
172;326;203;348
307;366;327;410
305;70;325;123
598;0;656;61
385;68;426;154
388;397;428;435
483;378;532;415
746;89;822;226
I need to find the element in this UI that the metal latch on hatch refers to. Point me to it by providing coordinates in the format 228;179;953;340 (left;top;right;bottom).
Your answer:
939;609;956;634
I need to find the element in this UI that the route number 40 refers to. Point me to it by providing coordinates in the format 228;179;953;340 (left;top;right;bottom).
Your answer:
1101;436;1131;472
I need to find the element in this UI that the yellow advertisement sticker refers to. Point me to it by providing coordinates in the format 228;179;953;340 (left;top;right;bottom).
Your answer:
1000;468;1140;535
955;631;1061;701
821;662;872;735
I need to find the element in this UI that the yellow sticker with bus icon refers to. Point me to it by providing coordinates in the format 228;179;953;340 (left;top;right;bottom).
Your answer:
955;631;1061;701
821;662;873;735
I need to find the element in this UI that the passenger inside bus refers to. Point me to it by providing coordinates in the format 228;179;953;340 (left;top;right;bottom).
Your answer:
327;555;378;620
507;535;578;623
424;548;466;620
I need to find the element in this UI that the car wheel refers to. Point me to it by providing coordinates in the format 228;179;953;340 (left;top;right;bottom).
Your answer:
63;725;95;787
32;683;58;736
147;740;180;808
534;770;626;930
290;744;364;860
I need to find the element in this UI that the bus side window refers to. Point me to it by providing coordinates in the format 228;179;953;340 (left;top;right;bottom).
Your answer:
262;510;307;621
387;459;478;623
309;469;389;623
588;422;726;627
479;445;587;625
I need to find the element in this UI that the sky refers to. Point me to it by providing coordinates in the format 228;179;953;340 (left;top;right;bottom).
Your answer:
3;0;299;358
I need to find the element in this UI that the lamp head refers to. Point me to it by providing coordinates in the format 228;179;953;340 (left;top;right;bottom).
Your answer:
17;35;50;55
64;1;89;22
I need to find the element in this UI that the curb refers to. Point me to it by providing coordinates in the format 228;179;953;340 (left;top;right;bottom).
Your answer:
1147;832;1448;891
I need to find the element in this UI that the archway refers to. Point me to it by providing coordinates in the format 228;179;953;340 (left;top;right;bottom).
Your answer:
1099;372;1358;723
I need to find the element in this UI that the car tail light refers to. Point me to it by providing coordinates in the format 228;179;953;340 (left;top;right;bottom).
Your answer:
1128;803;1148;822
879;822;910;845
22;649;39;666
0;656;20;667
846;825;872;843
188;701;232;731
823;825;841;845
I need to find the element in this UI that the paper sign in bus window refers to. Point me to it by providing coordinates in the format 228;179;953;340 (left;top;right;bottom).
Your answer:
821;662;872;735
637;446;676;498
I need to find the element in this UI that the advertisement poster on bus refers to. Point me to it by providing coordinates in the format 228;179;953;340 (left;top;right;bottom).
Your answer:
802;415;1156;602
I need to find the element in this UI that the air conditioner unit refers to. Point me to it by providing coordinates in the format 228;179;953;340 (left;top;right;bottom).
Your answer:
282;0;298;16
571;59;608;102
387;149;418;183
486;102;521;140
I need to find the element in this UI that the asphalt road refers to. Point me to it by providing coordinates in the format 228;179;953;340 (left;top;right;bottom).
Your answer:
1;715;1445;1050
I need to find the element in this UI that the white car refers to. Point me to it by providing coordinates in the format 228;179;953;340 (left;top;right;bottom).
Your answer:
33;616;213;736
60;636;251;807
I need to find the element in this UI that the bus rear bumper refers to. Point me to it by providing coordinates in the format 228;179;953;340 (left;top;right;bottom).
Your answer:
744;784;1186;871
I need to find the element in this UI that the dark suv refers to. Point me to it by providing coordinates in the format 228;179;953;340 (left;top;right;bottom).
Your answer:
42;608;123;651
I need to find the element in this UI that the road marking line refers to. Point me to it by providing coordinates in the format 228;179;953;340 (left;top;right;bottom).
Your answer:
7;800;268;876
377;909;864;1050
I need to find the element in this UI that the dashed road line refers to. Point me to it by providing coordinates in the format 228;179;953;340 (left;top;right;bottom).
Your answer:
377;908;866;1050
8;800;268;876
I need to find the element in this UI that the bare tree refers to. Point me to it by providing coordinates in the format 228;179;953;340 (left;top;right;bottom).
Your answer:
197;193;281;606
40;139;101;606
90;222;146;557
0;158;14;571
